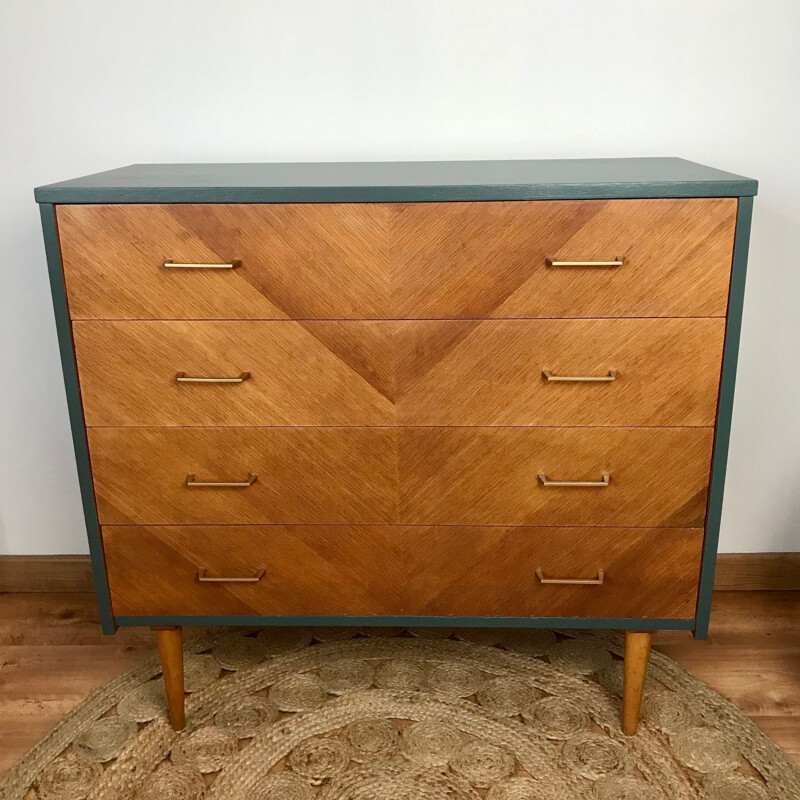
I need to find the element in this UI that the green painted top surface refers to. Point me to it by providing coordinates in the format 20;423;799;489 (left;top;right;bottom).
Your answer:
34;158;757;204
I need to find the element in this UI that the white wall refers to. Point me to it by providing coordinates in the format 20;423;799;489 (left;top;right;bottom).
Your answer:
1;0;798;554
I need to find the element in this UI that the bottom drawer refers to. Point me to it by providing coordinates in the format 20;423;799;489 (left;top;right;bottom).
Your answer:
103;525;703;619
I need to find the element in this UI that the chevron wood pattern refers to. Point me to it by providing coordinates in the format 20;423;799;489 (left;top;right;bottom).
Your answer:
73;318;723;427
87;427;399;525
72;320;395;426
87;426;712;527
57;203;391;320
102;525;407;616
101;524;702;618
398;427;714;527
57;198;736;320
394;318;725;427
390;197;737;318
404;525;703;618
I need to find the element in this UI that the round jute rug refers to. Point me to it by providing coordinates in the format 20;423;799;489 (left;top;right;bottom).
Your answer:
1;628;797;800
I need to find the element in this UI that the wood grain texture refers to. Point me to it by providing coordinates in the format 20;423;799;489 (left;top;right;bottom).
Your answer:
390;198;737;319
0;556;94;592
73;318;724;427
103;526;407;616
395;318;725;427
399;427;715;527
57;199;735;320
405;526;702;618
622;631;653;735
713;553;800;591
73;320;395;426
154;627;185;730
102;525;702;618
87;427;712;527
87;427;398;525
57;203;391;320
3;552;788;593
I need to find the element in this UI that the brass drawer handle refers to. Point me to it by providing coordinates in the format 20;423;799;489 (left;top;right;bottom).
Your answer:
542;369;617;383
186;473;257;488
545;256;624;267
163;260;240;269
536;568;605;586
538;473;610;487
197;568;265;583
175;372;251;384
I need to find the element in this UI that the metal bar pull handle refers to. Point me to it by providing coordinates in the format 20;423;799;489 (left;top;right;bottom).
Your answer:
197;568;265;583
536;568;605;586
542;369;617;383
163;260;240;269
538;473;610;487
175;372;251;384
186;473;257;488
545;256;624;267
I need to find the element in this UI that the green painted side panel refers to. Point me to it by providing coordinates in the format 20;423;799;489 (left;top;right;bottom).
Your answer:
39;204;116;635
694;196;754;639
34;158;758;204
115;615;695;631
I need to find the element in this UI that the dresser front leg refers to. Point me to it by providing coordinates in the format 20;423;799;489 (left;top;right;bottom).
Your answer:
622;630;652;736
153;626;186;730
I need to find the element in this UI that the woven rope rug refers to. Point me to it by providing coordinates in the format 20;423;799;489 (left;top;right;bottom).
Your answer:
1;628;798;800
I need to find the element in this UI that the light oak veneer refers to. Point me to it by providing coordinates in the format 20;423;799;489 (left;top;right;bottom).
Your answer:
102;525;703;619
57;198;736;319
87;427;399;525
399;427;714;527
87;426;712;527
73;318;724;427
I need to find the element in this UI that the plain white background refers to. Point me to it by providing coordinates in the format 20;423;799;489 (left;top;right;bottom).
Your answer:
1;1;798;554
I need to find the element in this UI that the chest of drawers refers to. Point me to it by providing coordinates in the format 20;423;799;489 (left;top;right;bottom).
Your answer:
35;158;757;734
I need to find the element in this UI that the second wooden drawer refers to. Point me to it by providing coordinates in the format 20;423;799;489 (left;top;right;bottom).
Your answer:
88;427;713;526
74;318;725;427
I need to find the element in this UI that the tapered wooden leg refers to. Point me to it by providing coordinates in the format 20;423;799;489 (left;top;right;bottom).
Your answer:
154;626;185;731
622;630;652;736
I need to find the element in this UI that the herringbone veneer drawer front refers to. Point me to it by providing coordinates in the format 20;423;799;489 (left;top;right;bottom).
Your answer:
399;427;714;527
57;198;736;320
87;427;398;525
394;317;725;427
72;320;396;427
390;197;737;318
102;524;703;619
88;426;712;527
73;318;724;427
57;203;390;321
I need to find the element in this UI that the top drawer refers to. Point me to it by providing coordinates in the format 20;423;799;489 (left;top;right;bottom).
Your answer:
57;198;736;320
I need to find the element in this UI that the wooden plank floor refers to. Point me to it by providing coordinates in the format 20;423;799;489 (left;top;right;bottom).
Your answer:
0;590;798;777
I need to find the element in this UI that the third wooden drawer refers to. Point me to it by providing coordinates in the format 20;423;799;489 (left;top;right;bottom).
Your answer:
102;524;703;619
87;426;714;527
73;318;725;427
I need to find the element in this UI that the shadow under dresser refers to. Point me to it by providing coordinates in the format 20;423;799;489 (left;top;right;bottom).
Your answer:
34;158;757;734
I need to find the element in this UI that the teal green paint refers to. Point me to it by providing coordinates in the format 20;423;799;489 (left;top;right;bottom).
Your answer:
115;615;695;631
693;196;754;640
39;204;115;635
34;158;757;205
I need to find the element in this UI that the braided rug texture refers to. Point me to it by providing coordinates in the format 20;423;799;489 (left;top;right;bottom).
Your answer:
1;628;797;800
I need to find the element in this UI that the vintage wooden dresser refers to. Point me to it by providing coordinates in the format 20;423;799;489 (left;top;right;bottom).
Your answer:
35;158;757;734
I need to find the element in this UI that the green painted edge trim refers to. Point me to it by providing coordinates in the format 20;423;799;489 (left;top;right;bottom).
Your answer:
694;196;754;639
115;615;694;630
39;204;116;635
34;183;756;205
